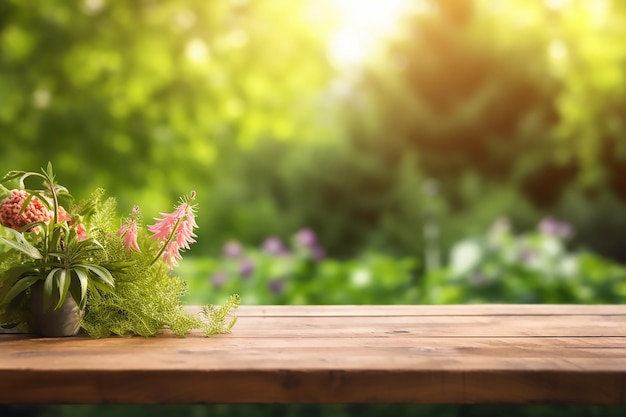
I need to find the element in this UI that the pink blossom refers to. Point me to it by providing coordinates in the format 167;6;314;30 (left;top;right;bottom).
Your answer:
162;241;184;268
0;190;51;232
117;206;141;252
57;206;72;223
148;192;197;268
146;210;179;242
75;223;88;242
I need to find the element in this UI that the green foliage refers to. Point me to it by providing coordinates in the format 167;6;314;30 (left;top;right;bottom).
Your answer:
0;166;238;336
0;0;335;228
76;193;239;338
422;218;626;304
2;1;626;262
0;165;117;316
80;257;239;338
180;229;418;306
183;220;626;307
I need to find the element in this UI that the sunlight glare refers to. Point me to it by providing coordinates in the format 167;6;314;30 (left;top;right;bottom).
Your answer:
185;38;210;64
544;0;570;10
328;0;413;68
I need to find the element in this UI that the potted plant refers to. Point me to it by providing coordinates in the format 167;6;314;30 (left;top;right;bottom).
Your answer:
0;163;238;337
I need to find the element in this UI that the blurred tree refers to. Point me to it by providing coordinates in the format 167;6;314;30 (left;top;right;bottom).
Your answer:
371;0;563;205
0;0;335;246
2;0;626;261
306;0;626;258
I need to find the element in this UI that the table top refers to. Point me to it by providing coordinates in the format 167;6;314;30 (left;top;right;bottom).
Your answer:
1;304;626;405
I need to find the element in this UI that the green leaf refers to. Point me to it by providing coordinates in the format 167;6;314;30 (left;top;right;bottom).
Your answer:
19;193;35;215
54;184;69;195
48;222;68;254
73;267;89;309
0;183;10;198
43;268;60;310
87;237;105;251
26;191;52;211
88;278;114;298
55;268;71;310
1;275;41;306
46;161;53;178
17;220;47;234
0;170;26;184
68;275;82;309
81;264;115;288
0;262;38;285
17;171;45;190
0;229;43;259
0;263;40;305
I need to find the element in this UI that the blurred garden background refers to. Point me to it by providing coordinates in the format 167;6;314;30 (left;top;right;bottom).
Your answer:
2;0;626;415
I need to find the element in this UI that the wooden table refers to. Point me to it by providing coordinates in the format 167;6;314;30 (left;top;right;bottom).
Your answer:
1;305;626;405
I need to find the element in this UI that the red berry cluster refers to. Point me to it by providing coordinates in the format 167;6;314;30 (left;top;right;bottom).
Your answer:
0;190;51;231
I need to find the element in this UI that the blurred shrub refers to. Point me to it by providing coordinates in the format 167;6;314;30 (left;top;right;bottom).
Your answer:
423;217;626;304
183;219;626;306
181;228;419;305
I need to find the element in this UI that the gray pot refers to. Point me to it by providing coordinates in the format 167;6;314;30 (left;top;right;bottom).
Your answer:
30;281;82;337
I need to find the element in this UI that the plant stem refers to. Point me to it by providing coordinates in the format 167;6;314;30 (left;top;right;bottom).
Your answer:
150;217;182;266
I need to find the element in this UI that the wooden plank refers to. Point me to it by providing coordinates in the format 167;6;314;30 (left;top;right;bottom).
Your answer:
8;312;626;338
3;345;626;372
0;369;623;405
1;305;626;405
3;340;626;371
205;314;626;338
9;334;626;349
229;304;626;317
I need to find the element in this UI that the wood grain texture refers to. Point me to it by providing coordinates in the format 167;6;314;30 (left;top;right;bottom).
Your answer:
1;305;626;405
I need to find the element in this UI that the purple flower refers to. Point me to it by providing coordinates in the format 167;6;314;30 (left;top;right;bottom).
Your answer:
539;217;574;239
239;258;255;278
223;240;243;258
210;272;228;288
296;228;317;248
295;228;326;260
268;279;284;294
262;237;289;255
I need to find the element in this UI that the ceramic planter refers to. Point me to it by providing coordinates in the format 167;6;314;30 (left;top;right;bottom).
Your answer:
30;281;82;337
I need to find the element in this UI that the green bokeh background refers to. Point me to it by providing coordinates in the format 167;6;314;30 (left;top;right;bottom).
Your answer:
2;0;626;415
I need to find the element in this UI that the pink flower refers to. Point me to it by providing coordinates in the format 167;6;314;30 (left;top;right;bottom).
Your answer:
57;206;72;223
117;206;141;252
75;223;88;242
0;190;51;232
148;192;197;268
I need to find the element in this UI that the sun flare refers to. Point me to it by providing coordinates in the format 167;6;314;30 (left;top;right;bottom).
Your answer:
328;0;414;68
